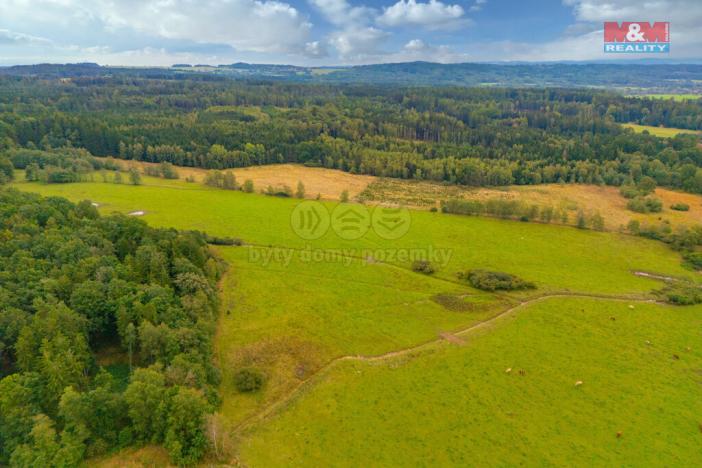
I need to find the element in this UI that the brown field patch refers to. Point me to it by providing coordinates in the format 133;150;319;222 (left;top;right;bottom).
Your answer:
361;178;702;230
127;161;375;200
122;161;702;231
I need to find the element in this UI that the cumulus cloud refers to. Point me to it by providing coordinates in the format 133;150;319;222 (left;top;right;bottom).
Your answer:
308;0;375;27
469;0;487;13
0;0;313;54
396;38;469;62
477;0;702;61
304;40;328;57
329;26;389;59
0;29;52;46
554;0;702;59
378;0;467;30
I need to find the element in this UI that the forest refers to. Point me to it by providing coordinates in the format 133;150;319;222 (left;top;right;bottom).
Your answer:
0;75;700;193
0;189;224;465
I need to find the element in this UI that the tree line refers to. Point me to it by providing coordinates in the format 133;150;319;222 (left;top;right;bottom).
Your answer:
0;77;701;192
0;189;224;465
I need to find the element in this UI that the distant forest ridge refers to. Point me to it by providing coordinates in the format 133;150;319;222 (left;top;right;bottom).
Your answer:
1;62;702;93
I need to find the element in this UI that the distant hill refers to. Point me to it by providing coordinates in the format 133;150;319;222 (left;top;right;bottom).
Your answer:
2;61;701;93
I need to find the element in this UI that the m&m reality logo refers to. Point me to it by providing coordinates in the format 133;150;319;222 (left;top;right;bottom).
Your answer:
604;22;670;53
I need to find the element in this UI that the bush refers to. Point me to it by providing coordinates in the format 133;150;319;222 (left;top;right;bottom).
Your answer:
458;269;535;291
204;234;243;246
670;203;690;211
234;369;265;393
683;251;702;270
657;282;702;305
627;196;662;213
0;157;13;183
637;176;657;195
242;179;254;193
145;162;179;179
265;184;292;197
619;185;639;199
411;260;435;275
204;170;236;190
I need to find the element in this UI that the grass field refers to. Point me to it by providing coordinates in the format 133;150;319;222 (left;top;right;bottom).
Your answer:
100;163;702;232
241;297;702;466
622;123;701;138
362;178;702;229
638;94;701;101
9;173;702;465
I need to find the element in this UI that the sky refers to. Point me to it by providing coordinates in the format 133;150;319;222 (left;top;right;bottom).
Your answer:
0;0;700;66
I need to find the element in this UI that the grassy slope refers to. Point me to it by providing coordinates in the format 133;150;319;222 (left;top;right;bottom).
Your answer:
11;176;691;294
241;297;702;466
10;176;701;465
622;123;700;138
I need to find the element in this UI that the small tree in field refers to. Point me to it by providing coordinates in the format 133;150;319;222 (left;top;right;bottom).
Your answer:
576;210;587;229
128;168;141;185
222;171;237;190
242;179;254;193
591;212;605;231
340;190;349;203
295;181;305;199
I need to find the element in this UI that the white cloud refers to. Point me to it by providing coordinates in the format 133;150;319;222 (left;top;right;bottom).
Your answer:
378;0;467;30
0;29;52;46
308;0;375;27
304;40;328;57
329;26;389;59
469;0;487;13
0;0;313;54
548;0;702;60
396;38;469;62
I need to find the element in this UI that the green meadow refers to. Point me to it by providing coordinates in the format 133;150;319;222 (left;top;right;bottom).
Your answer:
640;94;701;101
241;297;702;466
10;173;702;465
622;122;701;138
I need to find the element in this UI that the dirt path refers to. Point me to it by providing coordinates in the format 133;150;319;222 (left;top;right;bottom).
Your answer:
229;291;663;434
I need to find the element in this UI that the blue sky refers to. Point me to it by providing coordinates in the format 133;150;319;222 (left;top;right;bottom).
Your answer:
0;0;699;66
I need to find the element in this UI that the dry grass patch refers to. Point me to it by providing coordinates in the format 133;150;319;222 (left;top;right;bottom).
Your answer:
361;179;702;230
128;161;375;200
88;445;173;468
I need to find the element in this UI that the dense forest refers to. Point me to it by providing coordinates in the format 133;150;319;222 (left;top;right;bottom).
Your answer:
3;62;702;92
0;189;224;465
0;74;700;193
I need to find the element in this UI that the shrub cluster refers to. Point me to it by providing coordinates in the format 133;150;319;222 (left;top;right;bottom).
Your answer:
627;196;662;213
411;260;435;275
458;269;535;291
144;162;179;179
670;203;690;211
234;369;265;393
204;170;237;189
7;148;122;184
657;282;702;305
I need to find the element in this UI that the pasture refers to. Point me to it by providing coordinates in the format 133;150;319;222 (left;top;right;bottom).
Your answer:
639;94;701;101
622;123;701;138
10;173;702;465
240;297;702;466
